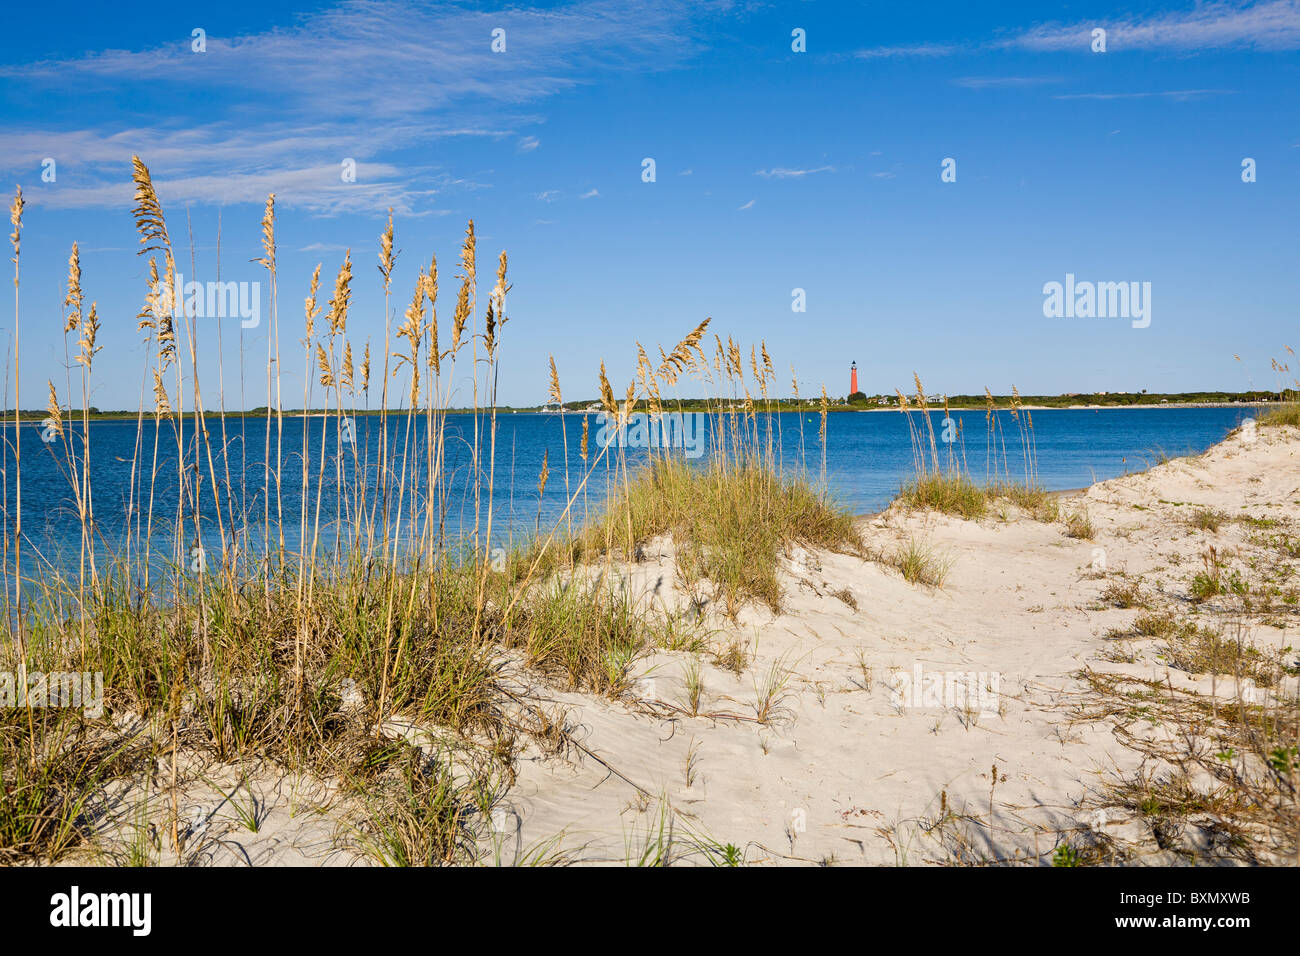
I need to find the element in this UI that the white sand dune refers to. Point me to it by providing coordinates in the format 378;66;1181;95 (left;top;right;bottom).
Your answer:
67;424;1299;866
486;422;1297;865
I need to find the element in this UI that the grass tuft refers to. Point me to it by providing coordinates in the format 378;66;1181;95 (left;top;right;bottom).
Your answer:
897;472;987;520
890;536;954;588
1187;507;1229;532
555;459;861;618
1259;404;1300;427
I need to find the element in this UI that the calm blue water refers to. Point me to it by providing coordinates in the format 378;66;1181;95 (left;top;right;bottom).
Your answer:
820;405;1250;511
0;406;1251;579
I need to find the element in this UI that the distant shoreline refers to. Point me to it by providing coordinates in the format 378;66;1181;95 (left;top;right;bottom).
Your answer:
3;399;1288;422
856;401;1273;412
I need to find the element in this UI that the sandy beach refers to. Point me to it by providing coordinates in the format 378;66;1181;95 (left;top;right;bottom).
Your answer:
66;421;1298;867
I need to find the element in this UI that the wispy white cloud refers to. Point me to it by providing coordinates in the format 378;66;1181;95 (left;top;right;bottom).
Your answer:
953;76;1062;89
737;199;755;210
579;188;599;198
1052;88;1233;100
0;0;718;212
6;127;485;213
1014;0;1300;51
755;165;835;178
853;1;1300;58
855;42;960;59
536;189;560;202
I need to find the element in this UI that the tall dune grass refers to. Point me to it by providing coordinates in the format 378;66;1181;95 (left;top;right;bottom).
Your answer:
0;159;852;863
1260;404;1300;427
895;375;1048;520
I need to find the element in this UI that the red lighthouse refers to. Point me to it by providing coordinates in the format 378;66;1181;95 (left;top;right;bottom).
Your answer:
850;361;858;395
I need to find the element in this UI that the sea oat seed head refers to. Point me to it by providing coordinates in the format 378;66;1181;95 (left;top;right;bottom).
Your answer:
64;243;83;333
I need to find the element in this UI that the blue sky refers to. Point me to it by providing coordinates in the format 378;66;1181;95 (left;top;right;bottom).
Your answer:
0;0;1297;409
